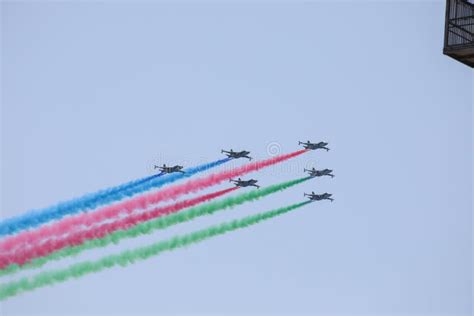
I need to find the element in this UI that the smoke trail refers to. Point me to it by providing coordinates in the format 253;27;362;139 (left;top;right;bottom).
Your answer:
0;150;305;246
0;150;305;252
132;150;308;208
0;187;239;268
0;158;231;236
0;201;311;300
0;177;310;276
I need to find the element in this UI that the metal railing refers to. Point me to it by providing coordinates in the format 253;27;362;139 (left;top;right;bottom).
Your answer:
444;0;474;48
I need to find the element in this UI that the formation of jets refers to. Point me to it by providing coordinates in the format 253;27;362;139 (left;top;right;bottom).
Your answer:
153;141;334;202
299;141;334;202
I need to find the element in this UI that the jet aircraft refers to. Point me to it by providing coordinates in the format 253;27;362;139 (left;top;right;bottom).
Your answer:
304;192;334;202
304;167;334;178
154;164;185;174
221;149;252;160
230;178;260;188
298;141;330;151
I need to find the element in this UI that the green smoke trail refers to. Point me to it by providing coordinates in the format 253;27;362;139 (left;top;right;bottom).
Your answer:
0;200;311;300
0;177;311;277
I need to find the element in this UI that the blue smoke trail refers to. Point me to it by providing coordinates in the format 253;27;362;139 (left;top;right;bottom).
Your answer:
0;158;231;236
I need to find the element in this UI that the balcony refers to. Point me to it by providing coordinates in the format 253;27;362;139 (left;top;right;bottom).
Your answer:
444;0;474;67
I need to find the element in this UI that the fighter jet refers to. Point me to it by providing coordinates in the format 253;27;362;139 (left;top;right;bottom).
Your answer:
304;192;334;202
298;141;330;151
304;167;335;178
154;164;185;174
230;178;260;188
221;149;252;160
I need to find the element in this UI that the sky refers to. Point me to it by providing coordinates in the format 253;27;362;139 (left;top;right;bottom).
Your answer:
0;1;472;315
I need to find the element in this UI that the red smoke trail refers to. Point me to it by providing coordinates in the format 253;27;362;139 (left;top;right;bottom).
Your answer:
0;187;239;268
0;149;307;257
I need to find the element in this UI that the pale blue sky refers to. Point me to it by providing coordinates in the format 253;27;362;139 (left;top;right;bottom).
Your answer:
1;1;472;315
